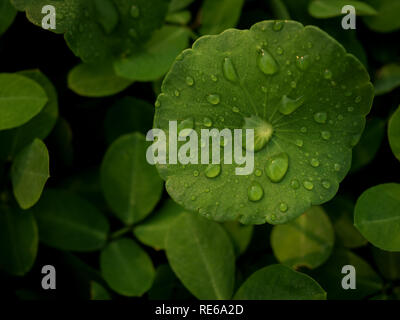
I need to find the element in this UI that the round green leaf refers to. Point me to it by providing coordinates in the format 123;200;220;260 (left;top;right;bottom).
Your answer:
101;133;164;225
100;238;155;297
0;70;58;161
114;25;191;81
363;0;400;33
271;206;334;269
0;73;48;131
234;264;326;300
374;64;400;96
32;189;110;251
308;0;377;19
155;20;373;225
68;63;133;97
0;205;38;276
388;105;400;162
90;281;111;300
134;199;185;250
165;212;235;300
104;97;154;144
11;139;50;210
355;183;400;251
0;0;17;36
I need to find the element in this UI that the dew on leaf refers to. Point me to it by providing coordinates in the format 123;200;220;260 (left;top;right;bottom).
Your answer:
334;163;341;171
321;131;331;140
242;115;274;151
222;57;238;83
314;112;328;124
186;76;194;86
276;47;284;55
178;118;194;137
279;202;288;212
278;95;305;115
257;49;279;75
203;117;213;127
232;106;240;113
323;69;332;79
337;114;344;121
300;126;308;133
295;139;304;147
174;90;180;97
322;181;331;189
303;181;314;190
310;158;320;167
290;81;297;88
248;182;264;202
291;179;300;189
255;169;263;177
205;164;221;179
207;94;220;105
265;153;289;183
355;96;362;103
296;55;310;71
193;170;199;177
273;20;284;31
211;75;218;82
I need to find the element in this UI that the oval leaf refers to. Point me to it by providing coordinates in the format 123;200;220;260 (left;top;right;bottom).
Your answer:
309;0;377;19
0;0;17;35
155;20;373;225
374;64;400;96
354;183;400;251
101;133;164;225
271;206;334;269
100;238;155;297
234;264;326;300
363;0;400;33
32;189;110;251
0;73;48;130
388;105;400;162
165;212;235;299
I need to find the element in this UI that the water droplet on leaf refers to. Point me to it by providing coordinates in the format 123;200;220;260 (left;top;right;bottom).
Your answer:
248;182;264;202
296;55;310;71
186;76;194;86
314;112;328;124
258;49;279;75
207;94;220;105
205;164;221;178
265;152;289;183
303;181;314;190
278;95;305;115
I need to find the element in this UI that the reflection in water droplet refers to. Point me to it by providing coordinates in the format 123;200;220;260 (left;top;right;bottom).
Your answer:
223;57;238;83
207;94;220;105
203;117;213;127
314;112;328;124
278;95;305;115
186;76;194;86
232;106;240;113
310;158;320;167
130;5;140;18
248;182;264;202
257;49;279;75
279;202;288;212
178;118;194;137
193;170;199;177
303;181;314;190
323;69;332;79
255;169;262;177
296;55;310;71
321;131;331;140
291;179;300;189
205;164;221;178
322;181;331;189
265;153;289;183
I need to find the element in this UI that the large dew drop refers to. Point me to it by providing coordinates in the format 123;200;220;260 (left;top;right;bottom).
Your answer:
207;94;220;105
223;58;238;83
205;164;221;178
242;115;274;151
296;55;310;71
314;112;328;124
278;95;305;115
257;49;279;75
265;152;289;183
248;182;264;202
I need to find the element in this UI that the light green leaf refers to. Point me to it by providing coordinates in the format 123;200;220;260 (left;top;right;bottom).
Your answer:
13;0;170;62
90;281;111;300
271;206;334;269
169;0;194;13
104;97;154;144
32;189;110;251
234;264;326;300
155;20;373;225
0;0;17;35
350;117;385;172
165;212;235;299
166;10;191;25
363;0;400;33
309;0;377;18
11;139;50;210
200;0;245;35
114;25;191;81
372;247;400;281
0;205;38;276
310;248;383;299
134;199;185;250
68;62;133;97
0;73;48;131
0;70;58;161
100;238;155;297
374;64;400;96
388;105;400;162
101;133;164;225
355;183;400;251
324;196;367;248
223;221;253;257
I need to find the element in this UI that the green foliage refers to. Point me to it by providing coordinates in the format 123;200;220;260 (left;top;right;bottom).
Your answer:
0;0;17;36
374;64;400;96
363;0;400;33
388;105;400;162
308;0;377;19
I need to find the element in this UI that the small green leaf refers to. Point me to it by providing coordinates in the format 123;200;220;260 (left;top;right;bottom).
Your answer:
374;64;400;96
114;25;191;81
355;183;400;251
200;0;245;35
223;221;253;257
0;73;48;131
68;62;133;97
324;196;367;248
271;206;334;269
90;281;112;300
101;133;164;225
32;189;110;251
350;117;385;172
0;0;17;35
0;70;58;161
155;20;374;225
11;139;50;210
310;248;383;299
0;205;38;276
100;238;155;297
169;0;194;13
309;0;377;18
372;247;400;281
388;105;400;162
363;0;400;33
104;97;154;144
166;10;191;25
134;199;185;250
165;212;235;299
234;264;326;300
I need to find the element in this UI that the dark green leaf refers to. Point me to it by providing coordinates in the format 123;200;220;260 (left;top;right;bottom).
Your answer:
363;0;400;33
0;0;17;36
223;221;253;257
90;281;112;300
374;64;400;96
388;105;400;162
309;0;377;19
372;247;400;281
